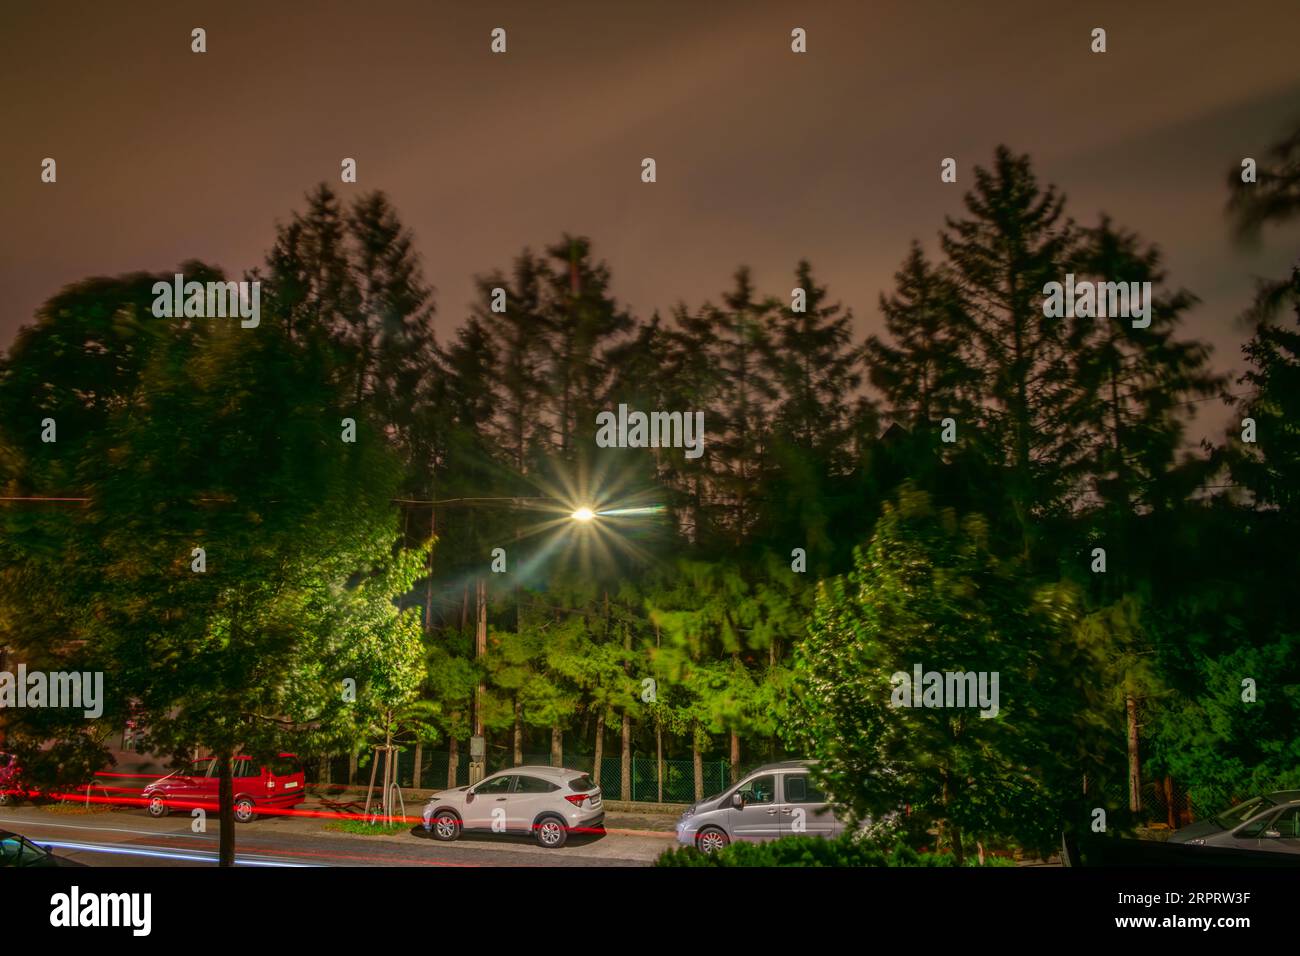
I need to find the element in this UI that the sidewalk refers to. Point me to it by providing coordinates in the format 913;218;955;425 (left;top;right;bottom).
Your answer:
307;783;681;833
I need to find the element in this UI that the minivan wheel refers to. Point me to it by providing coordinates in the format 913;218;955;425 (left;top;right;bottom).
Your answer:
233;798;256;823
146;795;168;818
430;811;461;842
534;815;568;848
696;827;729;854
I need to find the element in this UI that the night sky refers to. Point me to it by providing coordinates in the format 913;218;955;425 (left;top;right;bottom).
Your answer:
4;0;1299;441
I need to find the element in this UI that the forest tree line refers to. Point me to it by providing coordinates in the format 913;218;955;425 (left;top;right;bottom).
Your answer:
1;136;1297;855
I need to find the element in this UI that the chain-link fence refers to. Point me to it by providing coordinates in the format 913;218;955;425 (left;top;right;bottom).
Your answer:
311;749;729;804
1096;776;1287;828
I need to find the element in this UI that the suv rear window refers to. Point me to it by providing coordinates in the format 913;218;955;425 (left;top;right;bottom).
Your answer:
568;775;597;793
516;775;559;794
269;756;302;776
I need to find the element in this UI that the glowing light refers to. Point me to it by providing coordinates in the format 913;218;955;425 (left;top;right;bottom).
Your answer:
571;507;595;523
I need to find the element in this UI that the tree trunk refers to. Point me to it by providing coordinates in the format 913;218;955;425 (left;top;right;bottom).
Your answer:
1164;775;1176;830
348;750;357;786
0;646;8;749
620;607;632;802
1126;692;1142;812
550;725;563;767
593;711;605;786
318;754;330;785
382;729;395;821
474;579;487;738
217;750;235;867
363;746;380;819
951;824;965;866
941;767;964;865
425;507;435;633
729;730;740;784
448;734;459;789
620;712;631;801
513;698;523;766
692;732;704;802
412;742;422;790
656;723;663;804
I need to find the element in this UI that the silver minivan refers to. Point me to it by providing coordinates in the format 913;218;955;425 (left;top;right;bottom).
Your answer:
675;760;845;853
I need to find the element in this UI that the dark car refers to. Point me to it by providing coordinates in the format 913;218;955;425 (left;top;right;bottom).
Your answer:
0;829;87;867
1168;790;1300;855
142;753;306;823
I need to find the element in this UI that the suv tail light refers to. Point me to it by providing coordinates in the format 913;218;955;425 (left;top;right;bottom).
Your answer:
564;794;588;807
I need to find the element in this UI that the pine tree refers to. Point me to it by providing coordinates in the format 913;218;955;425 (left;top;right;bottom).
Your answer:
1224;122;1300;514
866;242;973;432
940;146;1083;559
762;261;866;564
1072;216;1224;566
539;236;634;460
767;260;862;467
345;191;439;471
264;183;358;351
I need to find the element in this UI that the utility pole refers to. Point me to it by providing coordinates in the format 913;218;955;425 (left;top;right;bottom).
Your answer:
469;577;487;784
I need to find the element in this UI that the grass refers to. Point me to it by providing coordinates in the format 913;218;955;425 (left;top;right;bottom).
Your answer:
324;818;409;836
39;800;119;815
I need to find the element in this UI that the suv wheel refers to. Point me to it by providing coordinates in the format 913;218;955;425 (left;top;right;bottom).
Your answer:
234;797;256;823
146;794;168;818
534;815;568;848
696;827;729;854
429;810;461;841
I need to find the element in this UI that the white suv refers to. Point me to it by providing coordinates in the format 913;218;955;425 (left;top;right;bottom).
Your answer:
421;766;604;848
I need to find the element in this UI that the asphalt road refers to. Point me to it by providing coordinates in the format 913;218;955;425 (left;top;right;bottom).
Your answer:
0;803;677;867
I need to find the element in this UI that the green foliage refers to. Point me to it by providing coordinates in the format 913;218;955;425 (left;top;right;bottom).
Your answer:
0;265;427;860
655;832;1015;867
784;483;1108;858
4;134;1298;859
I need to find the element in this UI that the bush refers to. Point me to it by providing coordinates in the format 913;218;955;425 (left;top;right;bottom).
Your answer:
654;832;1016;867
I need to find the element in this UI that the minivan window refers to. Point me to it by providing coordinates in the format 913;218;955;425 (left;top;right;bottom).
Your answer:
232;758;261;779
783;774;827;804
737;774;776;805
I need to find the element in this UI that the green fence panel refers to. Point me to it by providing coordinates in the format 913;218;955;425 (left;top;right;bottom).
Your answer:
319;750;731;803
